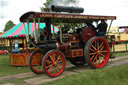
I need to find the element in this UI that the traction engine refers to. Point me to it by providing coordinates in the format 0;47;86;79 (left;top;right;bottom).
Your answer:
19;5;116;77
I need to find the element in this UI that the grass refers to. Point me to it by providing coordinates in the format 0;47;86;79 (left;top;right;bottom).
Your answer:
113;52;128;57
0;55;30;77
41;64;128;85
0;52;128;77
0;52;127;85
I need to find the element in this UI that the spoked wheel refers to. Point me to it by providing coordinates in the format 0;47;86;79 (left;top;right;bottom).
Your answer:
84;37;110;68
29;50;44;74
69;57;86;66
42;50;65;77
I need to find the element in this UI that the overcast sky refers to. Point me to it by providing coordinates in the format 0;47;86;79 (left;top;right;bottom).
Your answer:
0;0;128;32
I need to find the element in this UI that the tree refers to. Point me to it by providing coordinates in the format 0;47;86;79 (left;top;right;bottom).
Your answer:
40;0;52;12
43;0;52;8
3;20;15;32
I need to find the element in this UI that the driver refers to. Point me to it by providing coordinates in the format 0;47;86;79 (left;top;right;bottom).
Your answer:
96;20;108;36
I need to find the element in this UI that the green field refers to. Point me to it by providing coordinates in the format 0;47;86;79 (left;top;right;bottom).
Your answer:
0;52;128;77
41;64;128;85
113;52;128;57
1;63;128;85
0;52;128;85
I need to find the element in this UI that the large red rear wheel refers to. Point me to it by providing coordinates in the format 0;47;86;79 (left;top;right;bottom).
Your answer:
29;50;44;74
84;37;110;68
42;50;65;77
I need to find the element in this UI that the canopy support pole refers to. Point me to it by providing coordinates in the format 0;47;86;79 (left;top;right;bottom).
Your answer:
22;38;24;50
52;19;55;38
9;39;12;54
60;27;63;43
33;18;37;43
73;23;75;32
37;18;40;42
27;21;30;42
25;38;28;54
59;20;63;43
107;20;113;35
23;23;28;42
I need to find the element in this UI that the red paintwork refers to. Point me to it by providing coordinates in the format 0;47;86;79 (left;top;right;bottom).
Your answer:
30;50;44;74
10;53;31;66
81;27;96;43
57;33;81;58
89;38;110;68
72;49;83;57
57;42;69;51
68;34;80;42
44;50;65;77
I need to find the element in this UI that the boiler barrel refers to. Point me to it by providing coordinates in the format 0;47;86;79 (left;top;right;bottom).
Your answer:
51;5;84;13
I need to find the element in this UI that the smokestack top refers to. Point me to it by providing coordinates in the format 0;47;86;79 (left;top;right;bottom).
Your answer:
51;5;84;13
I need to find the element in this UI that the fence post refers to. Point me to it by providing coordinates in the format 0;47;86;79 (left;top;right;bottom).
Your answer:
112;44;115;52
126;42;127;51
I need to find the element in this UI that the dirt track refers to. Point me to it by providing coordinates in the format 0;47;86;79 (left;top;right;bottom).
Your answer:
1;56;128;85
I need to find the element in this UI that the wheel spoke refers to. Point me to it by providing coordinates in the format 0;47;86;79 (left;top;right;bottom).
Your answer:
56;55;61;62
90;48;94;52
53;68;56;74
98;42;104;50
89;53;96;55
57;63;61;67
48;67;54;73
35;54;41;64
55;66;59;72
46;64;53;69
100;54;105;57
98;55;101;64
91;44;96;50
90;55;95;61
98;56;104;63
57;59;63;63
101;50;107;53
52;54;56;61
93;55;97;64
49;56;55;62
46;60;52;64
99;45;104;51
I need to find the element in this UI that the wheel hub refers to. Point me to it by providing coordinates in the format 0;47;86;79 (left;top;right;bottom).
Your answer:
53;62;57;66
97;50;101;55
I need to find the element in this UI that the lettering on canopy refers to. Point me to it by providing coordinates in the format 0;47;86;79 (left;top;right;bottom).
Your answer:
38;13;116;20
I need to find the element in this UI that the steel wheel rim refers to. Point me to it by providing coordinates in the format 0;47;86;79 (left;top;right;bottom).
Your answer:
88;38;110;68
44;51;65;77
30;51;43;74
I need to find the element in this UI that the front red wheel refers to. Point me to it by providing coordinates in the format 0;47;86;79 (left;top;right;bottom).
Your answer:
29;50;44;74
42;50;65;77
84;37;110;68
